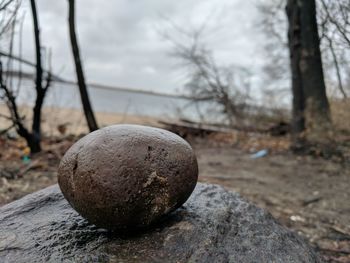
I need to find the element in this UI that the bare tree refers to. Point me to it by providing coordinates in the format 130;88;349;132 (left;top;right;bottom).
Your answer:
29;0;49;152
259;0;350;99
0;0;18;37
286;0;332;148
319;0;350;47
318;0;350;98
0;0;51;153
164;26;252;127
67;0;98;132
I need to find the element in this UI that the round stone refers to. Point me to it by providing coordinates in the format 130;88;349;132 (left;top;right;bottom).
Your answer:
58;124;198;230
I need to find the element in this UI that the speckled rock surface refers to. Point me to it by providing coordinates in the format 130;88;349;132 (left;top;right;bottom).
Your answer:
58;125;198;230
0;183;322;263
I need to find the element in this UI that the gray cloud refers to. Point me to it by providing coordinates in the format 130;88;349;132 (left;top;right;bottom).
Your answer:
18;0;264;94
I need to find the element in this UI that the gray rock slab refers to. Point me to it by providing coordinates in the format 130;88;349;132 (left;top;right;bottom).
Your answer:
0;183;322;263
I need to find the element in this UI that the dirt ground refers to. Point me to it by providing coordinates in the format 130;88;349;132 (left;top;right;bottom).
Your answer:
195;141;350;263
0;135;349;262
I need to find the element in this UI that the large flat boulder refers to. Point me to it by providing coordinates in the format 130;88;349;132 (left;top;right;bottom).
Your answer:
0;183;321;263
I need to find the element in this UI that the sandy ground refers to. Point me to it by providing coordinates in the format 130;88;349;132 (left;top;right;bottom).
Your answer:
0;104;162;136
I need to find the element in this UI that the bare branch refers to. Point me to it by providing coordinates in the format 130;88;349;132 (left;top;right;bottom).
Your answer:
325;35;347;98
319;0;350;46
0;61;31;140
163;21;252;126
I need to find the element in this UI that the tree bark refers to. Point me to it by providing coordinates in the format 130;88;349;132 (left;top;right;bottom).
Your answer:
286;0;332;149
286;0;305;147
29;0;46;153
67;0;98;132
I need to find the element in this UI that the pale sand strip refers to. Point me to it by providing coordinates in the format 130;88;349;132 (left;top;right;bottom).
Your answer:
0;104;163;136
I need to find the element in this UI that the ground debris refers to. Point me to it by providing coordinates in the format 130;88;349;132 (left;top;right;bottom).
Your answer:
0;134;349;262
0;136;75;206
302;196;323;206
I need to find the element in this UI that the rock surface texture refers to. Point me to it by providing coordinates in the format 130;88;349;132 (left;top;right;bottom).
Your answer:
0;183;321;263
58;125;198;230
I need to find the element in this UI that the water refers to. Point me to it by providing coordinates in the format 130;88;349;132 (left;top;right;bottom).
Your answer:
13;79;219;122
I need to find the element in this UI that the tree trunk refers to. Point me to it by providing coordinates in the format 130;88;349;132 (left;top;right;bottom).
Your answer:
0;61;41;154
286;0;306;148
29;0;45;153
286;0;332;149
67;0;98;132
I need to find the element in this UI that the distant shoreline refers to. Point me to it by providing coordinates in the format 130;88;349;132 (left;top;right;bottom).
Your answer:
4;70;192;100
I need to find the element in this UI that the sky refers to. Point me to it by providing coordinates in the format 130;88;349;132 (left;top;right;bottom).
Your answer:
16;0;265;95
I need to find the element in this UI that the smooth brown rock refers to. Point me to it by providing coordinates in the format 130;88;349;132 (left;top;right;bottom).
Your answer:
58;124;198;230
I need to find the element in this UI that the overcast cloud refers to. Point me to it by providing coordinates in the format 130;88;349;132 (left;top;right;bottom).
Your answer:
18;0;265;94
